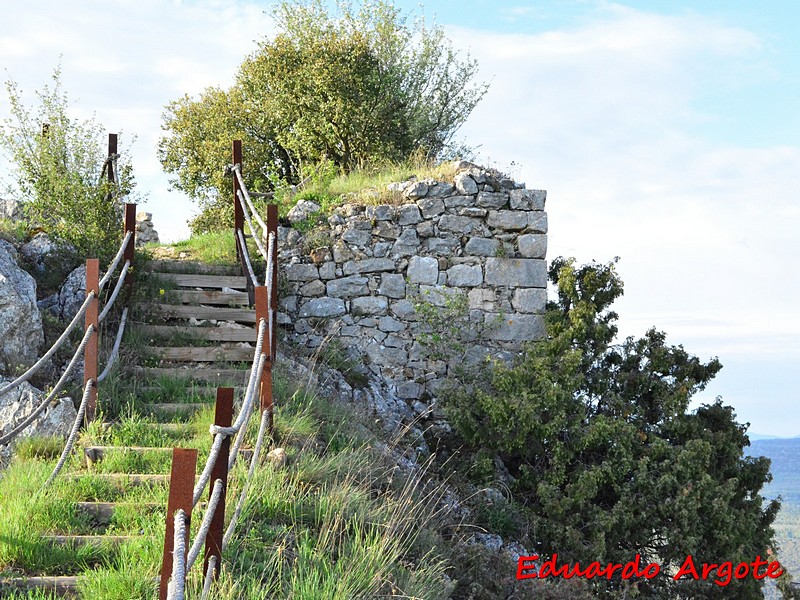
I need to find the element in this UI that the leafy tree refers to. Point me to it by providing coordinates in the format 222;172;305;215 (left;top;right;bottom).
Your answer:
158;0;487;231
445;257;779;599
0;68;135;261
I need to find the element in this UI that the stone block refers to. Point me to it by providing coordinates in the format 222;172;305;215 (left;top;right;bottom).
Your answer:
518;234;547;258
373;242;391;257
343;258;395;275
378;273;406;298
286;263;319;281
426;181;455;197
444;194;476;208
397;381;424;399
333;240;354;263
425;237;460;255
458;207;487;217
383;334;406;348
398;204;422;225
484;258;547;287
391;300;416;319
365;342;408;366
527;212;548;233
417;196;445;218
476;191;508;209
487;210;527;231
485;313;546;341
468;288;496;310
416;220;434;237
326;275;369;298
512;288;547;313
352;296;389;316
464;237;500;257
366;204;395;221
438;215;481;233
318;261;336;280
299;279;325;296
419;285;463;307
404;181;429;200
510;188;546;210
454;171;479;195
299;297;346;318
378;315;406;332
342;228;371;246
446;264;483;287
407;256;439;284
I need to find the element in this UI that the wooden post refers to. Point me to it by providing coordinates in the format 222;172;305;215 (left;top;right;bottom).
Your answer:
123;203;136;300
159;448;198;600
203;388;233;580
84;259;99;423
255;286;273;431
267;204;279;360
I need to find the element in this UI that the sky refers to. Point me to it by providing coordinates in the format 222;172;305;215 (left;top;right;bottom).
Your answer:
1;1;798;436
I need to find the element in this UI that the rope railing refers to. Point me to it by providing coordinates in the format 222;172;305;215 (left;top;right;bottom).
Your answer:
98;306;128;384
158;140;280;598
45;378;95;485
98;260;131;323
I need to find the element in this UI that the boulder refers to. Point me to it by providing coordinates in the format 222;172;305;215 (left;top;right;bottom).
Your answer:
0;379;77;443
20;232;59;274
287;200;321;224
0;198;22;220
53;265;88;322
0;241;44;373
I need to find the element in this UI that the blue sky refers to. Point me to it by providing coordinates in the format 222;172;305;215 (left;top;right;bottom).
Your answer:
1;1;798;435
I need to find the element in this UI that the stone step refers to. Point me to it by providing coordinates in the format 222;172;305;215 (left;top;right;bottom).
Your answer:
84;446;251;467
75;501;160;524
146;260;242;276
132;367;250;385
146;303;256;323
152;272;248;290
142;403;211;417
148;346;255;363
139;325;256;342
164;289;250;306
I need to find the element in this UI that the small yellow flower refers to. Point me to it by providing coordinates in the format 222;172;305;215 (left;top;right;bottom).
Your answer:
159;289;165;295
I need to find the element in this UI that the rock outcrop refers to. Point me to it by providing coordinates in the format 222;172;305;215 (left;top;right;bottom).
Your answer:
0;240;44;373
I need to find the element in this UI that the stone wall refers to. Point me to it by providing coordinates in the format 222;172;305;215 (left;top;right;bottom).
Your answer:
276;161;547;404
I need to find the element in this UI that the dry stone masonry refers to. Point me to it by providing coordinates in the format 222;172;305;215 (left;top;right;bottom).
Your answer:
277;161;547;405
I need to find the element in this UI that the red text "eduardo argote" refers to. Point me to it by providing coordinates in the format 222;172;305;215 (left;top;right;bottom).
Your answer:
516;554;783;587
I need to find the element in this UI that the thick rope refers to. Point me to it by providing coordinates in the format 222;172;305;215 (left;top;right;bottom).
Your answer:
235;228;259;289
166;509;188;600
186;479;224;572
237;190;269;261
98;260;131;323
264;231;275;291
191;319;267;506
97;307;128;384
232;164;269;235
227;352;265;472
0;292;95;398
44;379;94;486
0;324;94;446
223;407;271;550
99;231;133;290
200;555;217;600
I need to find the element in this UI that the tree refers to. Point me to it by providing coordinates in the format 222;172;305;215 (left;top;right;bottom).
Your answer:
0;68;135;261
445;257;779;599
158;0;487;230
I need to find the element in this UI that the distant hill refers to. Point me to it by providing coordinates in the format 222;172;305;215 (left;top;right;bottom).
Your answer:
746;438;800;504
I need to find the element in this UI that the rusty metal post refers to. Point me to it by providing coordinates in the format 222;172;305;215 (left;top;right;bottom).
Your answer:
254;286;273;431
203;388;233;579
266;204;279;360
123;203;136;299
232;140;244;261
159;448;198;600
84;259;99;423
107;133;118;184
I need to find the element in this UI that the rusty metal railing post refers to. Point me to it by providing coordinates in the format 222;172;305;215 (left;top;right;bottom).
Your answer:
232;140;254;306
84;259;99;424
123;202;136;300
107;133;117;184
159;448;198;600
204;388;233;580
255;286;274;432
